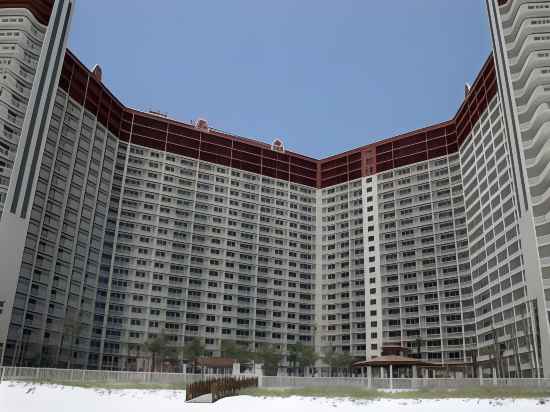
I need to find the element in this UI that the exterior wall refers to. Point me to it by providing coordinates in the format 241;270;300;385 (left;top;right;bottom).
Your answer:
316;175;380;360
96;139;316;369
487;0;550;377
121;110;318;189
0;0;73;365
2;0;550;377
0;8;46;217
318;178;368;359
1;86;118;367
460;93;540;377
0;10;47;358
377;154;473;365
362;176;382;358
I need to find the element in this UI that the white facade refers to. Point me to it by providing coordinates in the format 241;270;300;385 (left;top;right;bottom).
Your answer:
377;154;473;365
0;0;74;366
486;0;550;377
0;0;550;377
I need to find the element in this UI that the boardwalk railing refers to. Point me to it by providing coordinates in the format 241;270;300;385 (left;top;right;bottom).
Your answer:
211;377;258;402
2;367;550;390
186;376;258;402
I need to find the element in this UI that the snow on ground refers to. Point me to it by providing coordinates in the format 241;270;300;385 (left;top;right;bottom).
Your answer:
0;381;548;412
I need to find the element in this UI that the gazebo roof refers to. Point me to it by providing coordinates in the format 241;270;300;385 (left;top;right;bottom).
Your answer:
352;355;444;368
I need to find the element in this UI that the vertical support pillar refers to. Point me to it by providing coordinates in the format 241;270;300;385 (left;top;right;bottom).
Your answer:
232;362;240;376
367;366;372;389
255;362;263;387
479;366;483;385
389;364;393;390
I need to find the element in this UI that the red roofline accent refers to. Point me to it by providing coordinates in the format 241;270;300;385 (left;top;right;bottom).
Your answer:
57;52;497;188
123;107;318;163
7;1;498;188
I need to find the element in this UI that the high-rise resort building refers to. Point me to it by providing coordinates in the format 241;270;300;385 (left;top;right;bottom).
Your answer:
0;0;549;377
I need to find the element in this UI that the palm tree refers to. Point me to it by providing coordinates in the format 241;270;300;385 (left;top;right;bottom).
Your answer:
469;349;478;378
415;336;423;359
287;344;299;375
295;343;318;376
181;338;206;373
322;347;354;377
127;342;143;371
254;344;283;376
57;310;84;368
144;334;170;372
220;340;251;364
288;343;318;376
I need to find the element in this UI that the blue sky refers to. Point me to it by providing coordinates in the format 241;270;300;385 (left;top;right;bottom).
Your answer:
68;1;492;159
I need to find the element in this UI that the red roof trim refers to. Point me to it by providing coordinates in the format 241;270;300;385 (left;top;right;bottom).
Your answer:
5;1;498;187
57;48;497;188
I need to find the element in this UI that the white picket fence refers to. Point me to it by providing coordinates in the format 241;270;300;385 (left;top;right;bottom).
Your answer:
0;367;218;386
261;375;550;389
2;367;550;389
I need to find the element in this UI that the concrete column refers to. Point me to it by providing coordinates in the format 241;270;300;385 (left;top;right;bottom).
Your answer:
492;368;497;386
479;366;483;385
389;364;393;390
255;363;264;387
232;362;240;376
367;366;372;389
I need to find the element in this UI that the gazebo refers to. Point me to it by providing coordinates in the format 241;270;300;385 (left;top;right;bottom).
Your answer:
352;355;444;379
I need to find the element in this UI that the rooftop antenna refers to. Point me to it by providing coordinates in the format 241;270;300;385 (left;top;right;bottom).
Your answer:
271;138;285;153
92;64;102;82
195;118;209;132
464;82;471;97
